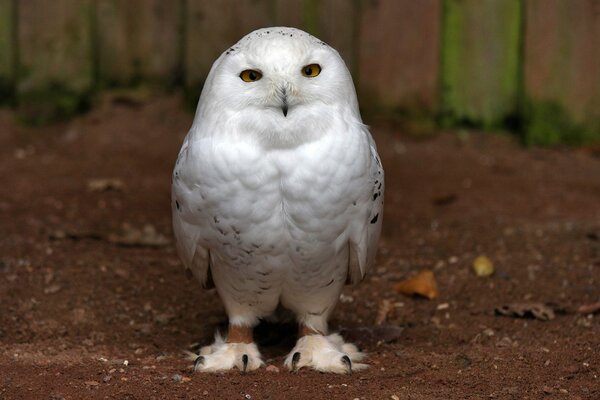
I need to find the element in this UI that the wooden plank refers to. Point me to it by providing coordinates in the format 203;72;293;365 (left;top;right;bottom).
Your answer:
0;0;15;103
440;0;521;128
185;0;272;104
17;0;93;121
524;0;600;144
273;0;357;72
96;0;182;87
358;0;441;114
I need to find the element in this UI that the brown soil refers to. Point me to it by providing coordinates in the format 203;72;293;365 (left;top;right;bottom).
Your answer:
1;95;599;400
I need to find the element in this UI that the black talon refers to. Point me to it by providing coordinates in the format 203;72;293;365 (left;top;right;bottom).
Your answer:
291;352;301;372
193;355;204;370
341;355;352;374
242;354;249;374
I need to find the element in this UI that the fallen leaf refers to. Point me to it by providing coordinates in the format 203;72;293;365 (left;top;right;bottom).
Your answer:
472;255;495;277
375;299;393;325
495;303;555;321
87;178;125;192
108;223;170;248
577;302;600;315
393;270;439;299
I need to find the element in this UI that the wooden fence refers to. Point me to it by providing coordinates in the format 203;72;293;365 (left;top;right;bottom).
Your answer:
0;0;599;144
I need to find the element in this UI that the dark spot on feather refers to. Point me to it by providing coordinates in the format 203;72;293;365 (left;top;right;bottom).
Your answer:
373;193;379;200
352;201;357;206
231;225;240;234
213;216;220;224
324;279;334;287
175;200;180;211
370;213;379;224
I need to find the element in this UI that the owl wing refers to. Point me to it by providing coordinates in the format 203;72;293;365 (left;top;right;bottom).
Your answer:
347;135;384;284
171;136;213;288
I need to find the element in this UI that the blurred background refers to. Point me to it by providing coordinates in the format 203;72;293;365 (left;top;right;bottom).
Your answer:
1;0;599;145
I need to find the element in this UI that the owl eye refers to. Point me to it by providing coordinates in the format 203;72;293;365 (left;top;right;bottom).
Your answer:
301;64;321;78
240;69;262;82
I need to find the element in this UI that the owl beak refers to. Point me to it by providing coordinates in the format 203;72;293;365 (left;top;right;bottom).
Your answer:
280;87;288;117
282;102;288;117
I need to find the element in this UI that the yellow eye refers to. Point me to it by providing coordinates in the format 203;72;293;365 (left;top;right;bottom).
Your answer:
240;69;262;82
301;64;321;78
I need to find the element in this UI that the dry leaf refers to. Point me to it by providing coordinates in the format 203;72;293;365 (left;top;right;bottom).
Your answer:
495;303;555;321
577;302;600;315
472;255;495;277
393;270;439;299
87;178;125;192
375;299;393;325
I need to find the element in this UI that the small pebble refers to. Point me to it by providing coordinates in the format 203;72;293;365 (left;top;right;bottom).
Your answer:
391;395;400;400
339;294;354;303
172;374;182;382
472;256;494;277
265;365;280;373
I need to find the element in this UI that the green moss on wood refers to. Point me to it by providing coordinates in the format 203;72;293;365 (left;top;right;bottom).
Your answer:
17;82;91;125
0;77;14;105
301;0;319;37
440;0;522;130
523;100;599;146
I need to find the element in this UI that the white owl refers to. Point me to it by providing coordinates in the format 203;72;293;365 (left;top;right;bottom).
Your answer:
172;27;383;374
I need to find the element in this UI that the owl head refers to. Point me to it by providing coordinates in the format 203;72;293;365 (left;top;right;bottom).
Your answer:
193;27;362;147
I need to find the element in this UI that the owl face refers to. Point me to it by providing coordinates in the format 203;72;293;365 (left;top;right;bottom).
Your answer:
198;28;360;146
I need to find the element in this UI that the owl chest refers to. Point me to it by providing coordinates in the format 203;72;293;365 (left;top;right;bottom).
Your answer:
194;136;366;252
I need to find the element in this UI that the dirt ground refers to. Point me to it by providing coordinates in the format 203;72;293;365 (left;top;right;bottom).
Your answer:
1;94;599;400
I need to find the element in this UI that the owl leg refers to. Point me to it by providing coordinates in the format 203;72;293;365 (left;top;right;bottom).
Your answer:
283;319;366;374
191;324;264;373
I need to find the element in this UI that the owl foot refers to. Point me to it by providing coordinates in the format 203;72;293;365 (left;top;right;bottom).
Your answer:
189;333;263;373
284;333;367;374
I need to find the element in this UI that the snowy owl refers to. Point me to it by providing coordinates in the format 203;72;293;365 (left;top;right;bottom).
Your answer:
172;27;383;374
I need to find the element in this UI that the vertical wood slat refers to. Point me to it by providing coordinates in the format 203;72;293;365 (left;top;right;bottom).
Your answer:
0;0;15;103
184;0;273;104
358;0;441;114
440;0;521;128
524;0;600;144
273;0;357;74
96;0;182;88
17;0;93;121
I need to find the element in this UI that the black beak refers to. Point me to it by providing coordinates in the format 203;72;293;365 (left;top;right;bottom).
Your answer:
281;87;288;117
